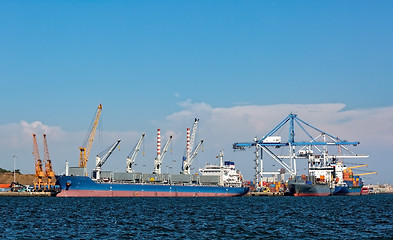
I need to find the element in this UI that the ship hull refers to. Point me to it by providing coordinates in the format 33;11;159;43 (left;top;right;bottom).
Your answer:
333;186;362;196
56;176;249;197
288;180;332;196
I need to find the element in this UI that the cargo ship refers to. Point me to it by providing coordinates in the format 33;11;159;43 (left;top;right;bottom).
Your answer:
56;176;248;197
287;178;333;196
56;150;249;197
288;149;371;196
331;161;369;196
288;150;335;196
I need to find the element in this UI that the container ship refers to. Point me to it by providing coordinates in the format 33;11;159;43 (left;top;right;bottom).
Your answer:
287;177;333;196
287;149;335;196
331;162;373;196
288;149;373;196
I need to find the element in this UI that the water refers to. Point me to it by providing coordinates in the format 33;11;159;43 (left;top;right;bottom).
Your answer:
0;194;392;239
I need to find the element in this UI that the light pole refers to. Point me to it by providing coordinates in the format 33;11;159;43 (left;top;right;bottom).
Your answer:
12;155;17;183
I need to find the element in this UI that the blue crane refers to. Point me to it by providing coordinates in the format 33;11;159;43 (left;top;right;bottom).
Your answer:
233;113;364;186
233;113;359;149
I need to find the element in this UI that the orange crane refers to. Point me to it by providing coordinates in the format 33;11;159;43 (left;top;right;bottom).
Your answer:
79;104;102;172
33;134;45;190
354;172;377;176
43;134;56;190
347;164;368;170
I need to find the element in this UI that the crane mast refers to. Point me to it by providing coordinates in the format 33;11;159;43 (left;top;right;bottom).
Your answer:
127;133;145;173
153;129;173;174
79;104;102;173
43;134;56;190
93;139;121;180
33;134;44;190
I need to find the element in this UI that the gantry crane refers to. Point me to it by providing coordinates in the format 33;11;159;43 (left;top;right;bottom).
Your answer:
79;104;102;173
153;132;173;175
126;133;145;173
233;113;368;186
33;134;45;190
92;139;121;180
43;134;56;190
181;118;204;174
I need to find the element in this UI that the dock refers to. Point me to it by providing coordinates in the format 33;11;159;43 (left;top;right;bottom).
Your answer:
247;191;285;196
0;191;56;197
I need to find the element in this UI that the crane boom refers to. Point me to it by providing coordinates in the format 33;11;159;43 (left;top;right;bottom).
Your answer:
182;139;204;174
354;172;377;176
160;136;173;164
181;119;202;174
33;134;44;190
43;134;56;189
188;118;199;159
126;133;145;173
153;135;173;174
93;139;121;180
347;164;367;170
79;104;102;169
96;139;121;168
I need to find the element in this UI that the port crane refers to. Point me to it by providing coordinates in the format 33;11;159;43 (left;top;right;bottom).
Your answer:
126;133;145;173
354;172;377;176
79;104;102;174
43;134;56;190
92;139;121;180
181;118;204;175
32;134;45;190
181;139;204;174
233;113;368;186
346;164;368;170
153;129;173;174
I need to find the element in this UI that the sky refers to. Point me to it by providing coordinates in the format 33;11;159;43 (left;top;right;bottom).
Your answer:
0;1;392;184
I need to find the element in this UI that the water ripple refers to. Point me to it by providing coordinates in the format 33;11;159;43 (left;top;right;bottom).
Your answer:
0;195;392;239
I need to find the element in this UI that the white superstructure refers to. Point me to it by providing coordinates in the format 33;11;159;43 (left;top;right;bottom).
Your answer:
199;150;243;187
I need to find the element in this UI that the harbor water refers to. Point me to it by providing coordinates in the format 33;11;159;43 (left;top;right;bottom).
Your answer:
0;194;392;239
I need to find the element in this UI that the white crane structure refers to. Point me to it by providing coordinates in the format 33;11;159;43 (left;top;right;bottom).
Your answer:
181;139;204;174
126;133;145;173
181;118;204;175
93;139;121;180
153;129;173;174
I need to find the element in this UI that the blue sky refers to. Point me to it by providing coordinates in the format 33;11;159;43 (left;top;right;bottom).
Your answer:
1;1;392;184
